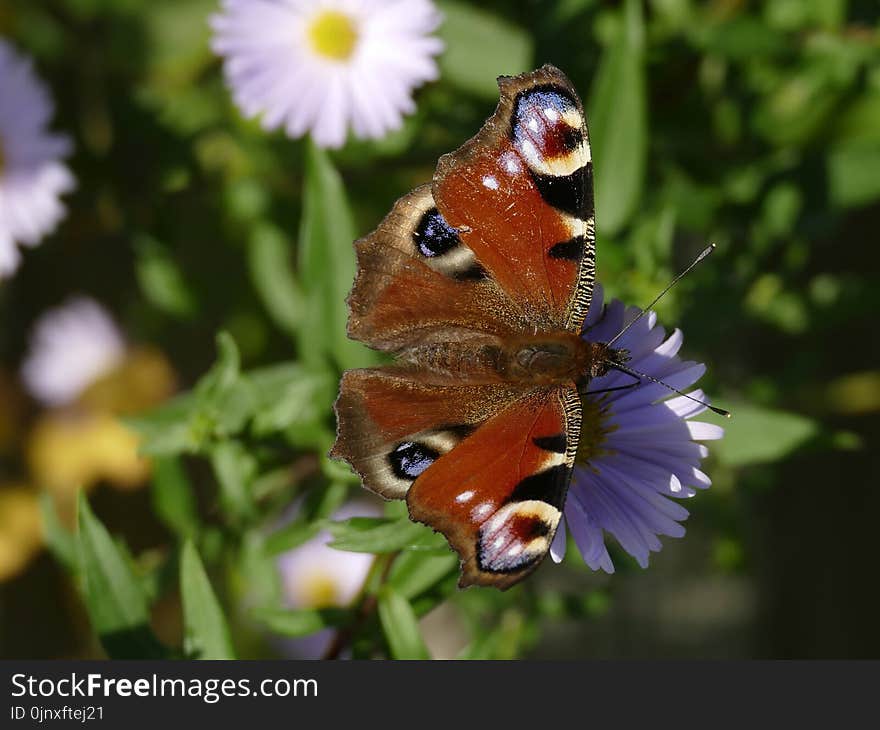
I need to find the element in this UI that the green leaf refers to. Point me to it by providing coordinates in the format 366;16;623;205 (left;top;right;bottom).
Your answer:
151;456;199;538
198;331;241;394
437;0;533;99
753;68;840;147
134;235;197;319
255;607;349;637
235;532;282;609
298;141;376;371
267;520;325;556
249;363;336;437
321;453;362;485
125;392;200;456
210;440;257;523
77;493;165;658
377;587;430;660
694;17;786;60
388;550;459;600
142;0;215;86
225;177;270;223
180;540;235;659
266;481;350;555
129;354;330;457
195;334;258;437
828;139;880;208
456;610;533;660
248;223;304;339
588;0;647;236
129;333;252;456
327;517;438;554
706;403;819;467
39;493;78;573
456;632;501;660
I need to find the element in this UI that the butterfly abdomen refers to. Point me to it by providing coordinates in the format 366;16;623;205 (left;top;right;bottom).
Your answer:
398;332;600;385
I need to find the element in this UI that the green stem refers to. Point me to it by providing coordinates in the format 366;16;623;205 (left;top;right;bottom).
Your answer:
322;552;398;660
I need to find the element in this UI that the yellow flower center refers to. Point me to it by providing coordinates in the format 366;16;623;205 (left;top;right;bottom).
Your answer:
575;396;617;468
300;573;341;608
308;10;359;60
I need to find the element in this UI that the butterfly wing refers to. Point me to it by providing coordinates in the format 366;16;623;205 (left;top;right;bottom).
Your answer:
347;184;531;353
347;65;595;355
433;64;595;333
331;368;581;589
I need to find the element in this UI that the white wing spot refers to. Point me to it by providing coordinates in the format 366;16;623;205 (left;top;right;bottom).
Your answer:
456;490;475;504
543;106;559;122
472;502;494;520
500;151;521;174
481;175;499;190
520;139;538;159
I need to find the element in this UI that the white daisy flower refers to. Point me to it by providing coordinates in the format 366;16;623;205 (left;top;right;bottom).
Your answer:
210;0;444;148
0;40;75;278
20;297;126;407
277;503;377;611
274;501;379;658
551;284;724;573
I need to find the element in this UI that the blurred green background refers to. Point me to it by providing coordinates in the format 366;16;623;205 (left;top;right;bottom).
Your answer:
1;0;878;659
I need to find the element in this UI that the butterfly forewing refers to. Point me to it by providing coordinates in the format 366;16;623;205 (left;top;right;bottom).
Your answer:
433;65;595;332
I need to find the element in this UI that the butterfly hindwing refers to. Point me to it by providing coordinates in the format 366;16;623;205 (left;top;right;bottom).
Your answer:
331;368;581;589
331;367;523;499
406;381;581;589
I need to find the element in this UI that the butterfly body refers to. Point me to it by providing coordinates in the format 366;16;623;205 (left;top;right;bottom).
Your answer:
332;65;607;589
396;332;615;387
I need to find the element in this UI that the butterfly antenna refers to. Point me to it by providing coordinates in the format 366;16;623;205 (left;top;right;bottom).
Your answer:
606;244;716;348
599;243;729;417
609;361;731;418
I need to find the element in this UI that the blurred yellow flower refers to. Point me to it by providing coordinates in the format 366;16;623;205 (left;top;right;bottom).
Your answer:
2;299;179;578
20;299;177;514
0;485;43;582
79;346;176;416
27;412;149;502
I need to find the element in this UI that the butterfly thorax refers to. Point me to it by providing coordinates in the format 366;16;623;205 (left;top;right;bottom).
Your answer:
397;332;615;386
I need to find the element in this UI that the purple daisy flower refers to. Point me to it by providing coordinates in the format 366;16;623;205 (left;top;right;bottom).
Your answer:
0;40;74;278
210;0;443;148
550;284;724;573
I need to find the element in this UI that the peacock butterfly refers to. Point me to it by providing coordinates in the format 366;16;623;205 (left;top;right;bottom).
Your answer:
331;65;628;589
